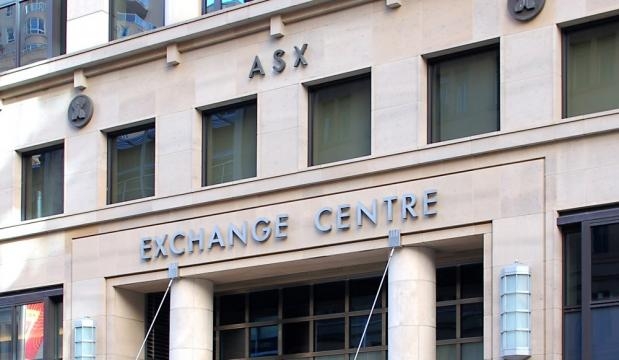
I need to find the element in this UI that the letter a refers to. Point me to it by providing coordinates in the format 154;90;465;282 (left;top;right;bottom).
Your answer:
249;56;265;78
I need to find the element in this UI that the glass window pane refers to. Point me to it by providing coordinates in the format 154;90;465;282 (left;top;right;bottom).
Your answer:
348;352;383;360
461;303;483;338
315;318;344;352
0;4;17;71
436;305;456;340
283;285;309;318
111;0;164;39
222;0;251;9
462;342;483;360
16;302;45;360
109;126;155;203
591;306;619;359
437;344;456;360
461;263;483;298
437;266;457;301
220;329;245;360
430;47;499;143
23;146;64;220
310;75;371;165
0;307;12;359
250;325;278;357
350;277;381;311
249;290;278;322
563;312;581;360
283;322;309;354
566;20;619;117
316;356;345;360
314;281;345;315
19;0;64;67
204;102;257;185
219;294;245;325
591;223;619;301
350;314;381;349
563;226;582;306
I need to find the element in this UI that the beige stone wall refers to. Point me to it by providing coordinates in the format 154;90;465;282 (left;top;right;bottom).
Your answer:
1;0;619;359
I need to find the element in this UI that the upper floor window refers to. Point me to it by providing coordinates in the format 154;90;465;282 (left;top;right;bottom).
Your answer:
428;44;499;143
202;100;257;186
0;287;63;360
309;73;371;166
564;17;619;118
204;0;253;13
0;0;66;72
110;0;164;40
22;144;64;220
559;208;619;360
107;123;156;204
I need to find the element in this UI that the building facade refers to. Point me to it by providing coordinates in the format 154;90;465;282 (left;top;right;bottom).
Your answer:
0;0;618;359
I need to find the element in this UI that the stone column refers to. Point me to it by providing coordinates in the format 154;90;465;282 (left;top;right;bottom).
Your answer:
388;247;435;359
170;278;214;360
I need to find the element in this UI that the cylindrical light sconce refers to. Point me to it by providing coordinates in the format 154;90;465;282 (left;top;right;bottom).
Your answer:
500;262;531;359
74;317;96;359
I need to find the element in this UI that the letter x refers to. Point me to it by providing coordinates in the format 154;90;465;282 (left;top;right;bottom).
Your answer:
294;44;308;67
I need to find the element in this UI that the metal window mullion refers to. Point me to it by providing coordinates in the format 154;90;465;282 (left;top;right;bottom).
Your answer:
245;293;249;359
345;280;350;351
309;285;314;354
278;289;282;357
581;221;592;360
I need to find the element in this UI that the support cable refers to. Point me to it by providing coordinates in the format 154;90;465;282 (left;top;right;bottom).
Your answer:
353;246;396;360
135;277;174;360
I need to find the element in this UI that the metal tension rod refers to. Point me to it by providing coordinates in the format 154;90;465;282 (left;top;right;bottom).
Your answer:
135;263;179;360
353;230;400;360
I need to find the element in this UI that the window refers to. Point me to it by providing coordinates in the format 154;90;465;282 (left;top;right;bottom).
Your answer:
309;74;371;166
26;16;44;34
0;287;63;360
107;123;155;204
564;18;619;117
214;276;387;359
204;0;253;13
436;263;484;360
22;144;63;220
145;292;169;360
202;100;257;186
110;0;164;40
428;44;499;143
559;208;619;360
0;0;66;72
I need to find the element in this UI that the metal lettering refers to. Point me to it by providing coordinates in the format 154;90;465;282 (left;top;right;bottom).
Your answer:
249;56;265;78
401;194;417;220
187;229;204;254
356;200;377;227
336;204;351;230
273;49;286;73
252;217;271;242
383;195;397;222
293;43;308;67
169;231;186;255
314;207;333;232
423;190;438;216
140;237;152;261
208;226;226;249
153;234;168;258
228;222;248;246
275;214;289;240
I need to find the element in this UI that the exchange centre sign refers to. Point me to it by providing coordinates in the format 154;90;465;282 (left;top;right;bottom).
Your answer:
139;190;437;261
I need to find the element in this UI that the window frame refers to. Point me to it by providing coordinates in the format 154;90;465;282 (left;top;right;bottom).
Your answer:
561;15;619;118
0;287;63;360
213;276;388;360
20;142;64;221
0;0;66;71
202;0;253;14
558;207;619;360
426;42;500;144
109;0;165;41
435;262;484;360
201;98;258;187
106;122;156;205
307;72;372;167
